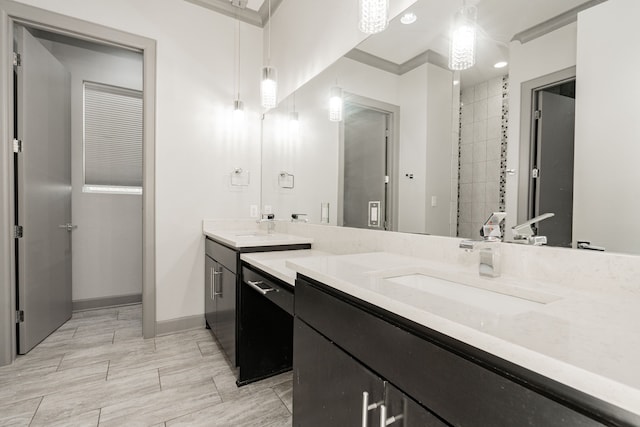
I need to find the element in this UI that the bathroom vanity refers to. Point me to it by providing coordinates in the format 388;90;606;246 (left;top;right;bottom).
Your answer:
288;252;640;426
203;226;312;370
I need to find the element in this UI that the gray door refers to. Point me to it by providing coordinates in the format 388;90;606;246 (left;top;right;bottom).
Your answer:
532;89;575;247
343;105;389;229
15;26;72;354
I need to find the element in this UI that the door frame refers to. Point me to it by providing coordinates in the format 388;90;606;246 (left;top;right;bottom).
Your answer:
338;92;400;231
0;0;157;366
517;66;575;226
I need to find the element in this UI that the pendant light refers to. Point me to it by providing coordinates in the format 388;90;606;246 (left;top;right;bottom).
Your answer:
359;0;389;34
448;2;477;71
289;91;299;133
329;86;343;122
261;0;277;109
233;20;245;120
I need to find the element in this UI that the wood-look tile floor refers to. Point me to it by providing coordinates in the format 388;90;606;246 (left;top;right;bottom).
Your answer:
0;305;293;427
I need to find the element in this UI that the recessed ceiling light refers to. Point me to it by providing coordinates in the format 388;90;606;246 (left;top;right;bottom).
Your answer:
494;61;508;69
400;12;417;25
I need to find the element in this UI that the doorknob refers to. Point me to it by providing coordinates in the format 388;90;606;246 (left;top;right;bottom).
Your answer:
58;223;78;232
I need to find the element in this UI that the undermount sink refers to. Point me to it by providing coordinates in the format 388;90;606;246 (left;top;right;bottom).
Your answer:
234;231;270;238
382;273;561;316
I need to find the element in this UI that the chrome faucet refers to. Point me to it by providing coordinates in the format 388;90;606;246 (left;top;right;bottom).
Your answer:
257;213;276;233
512;213;554;245
460;212;507;278
291;213;308;223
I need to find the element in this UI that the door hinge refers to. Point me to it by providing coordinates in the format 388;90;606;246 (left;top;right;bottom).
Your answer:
13;52;21;67
14;225;23;238
532;168;539;179
384;175;390;184
385;129;390;137
13;139;22;153
534;110;542;120
16;310;24;323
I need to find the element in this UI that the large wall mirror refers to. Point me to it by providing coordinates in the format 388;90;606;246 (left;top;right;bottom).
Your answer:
262;0;640;256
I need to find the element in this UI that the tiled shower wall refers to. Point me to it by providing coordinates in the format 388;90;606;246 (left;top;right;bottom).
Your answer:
457;76;508;239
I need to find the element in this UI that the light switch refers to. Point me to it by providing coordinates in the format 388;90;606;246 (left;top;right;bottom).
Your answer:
250;205;258;218
431;196;437;207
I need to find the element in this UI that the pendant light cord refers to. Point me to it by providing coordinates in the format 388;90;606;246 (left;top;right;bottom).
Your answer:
267;0;271;65
235;19;241;100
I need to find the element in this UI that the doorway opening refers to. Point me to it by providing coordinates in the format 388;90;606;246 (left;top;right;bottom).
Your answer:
0;0;157;366
529;79;575;247
517;67;576;248
338;94;399;231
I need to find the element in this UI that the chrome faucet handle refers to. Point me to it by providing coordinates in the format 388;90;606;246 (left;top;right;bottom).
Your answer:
481;212;507;240
512;213;555;241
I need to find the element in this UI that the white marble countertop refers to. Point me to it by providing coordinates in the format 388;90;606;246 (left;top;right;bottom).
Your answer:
203;228;313;248
241;250;332;286
286;251;640;416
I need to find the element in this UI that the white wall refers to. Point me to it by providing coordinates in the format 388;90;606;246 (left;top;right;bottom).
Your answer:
268;0;417;102
573;0;640;254
39;39;144;302
14;0;263;322
505;23;577;232
425;63;454;236
397;64;427;232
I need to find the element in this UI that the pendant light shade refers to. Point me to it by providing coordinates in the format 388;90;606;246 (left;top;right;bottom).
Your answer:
233;99;245;120
329;86;343;122
359;0;389;34
261;65;277;109
448;5;477;71
261;0;277;109
358;0;389;34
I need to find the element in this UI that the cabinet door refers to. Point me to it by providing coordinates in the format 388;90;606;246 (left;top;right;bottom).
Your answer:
216;265;237;365
293;318;384;427
383;383;449;427
204;255;216;330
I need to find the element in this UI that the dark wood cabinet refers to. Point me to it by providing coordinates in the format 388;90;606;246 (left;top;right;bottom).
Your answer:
293;275;633;427
204;236;311;377
205;239;238;365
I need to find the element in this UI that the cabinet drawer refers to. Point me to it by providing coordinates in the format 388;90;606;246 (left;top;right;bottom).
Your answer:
295;276;603;427
242;266;293;315
205;238;237;273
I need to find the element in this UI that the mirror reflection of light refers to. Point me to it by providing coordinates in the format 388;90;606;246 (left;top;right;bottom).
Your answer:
233;99;245;122
289;111;300;136
449;6;477;71
260;66;277;109
329;86;343;122
400;12;417;25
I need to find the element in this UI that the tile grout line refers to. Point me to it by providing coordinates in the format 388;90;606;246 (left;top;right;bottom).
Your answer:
271;387;291;415
105;360;111;381
56;354;65;372
27;396;44;427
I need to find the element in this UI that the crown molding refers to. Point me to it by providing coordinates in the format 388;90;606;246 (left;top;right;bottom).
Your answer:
512;0;608;44
345;48;449;76
184;0;283;27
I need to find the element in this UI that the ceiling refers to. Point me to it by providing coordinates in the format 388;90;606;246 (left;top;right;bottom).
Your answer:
356;0;599;86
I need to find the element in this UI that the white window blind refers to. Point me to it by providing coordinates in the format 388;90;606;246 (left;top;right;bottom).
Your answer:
84;82;142;189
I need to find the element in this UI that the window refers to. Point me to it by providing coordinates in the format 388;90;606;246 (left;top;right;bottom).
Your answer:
83;82;142;194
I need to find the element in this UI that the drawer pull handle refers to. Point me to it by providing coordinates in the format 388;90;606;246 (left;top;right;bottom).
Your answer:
362;391;382;427
380;404;403;426
247;280;276;295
